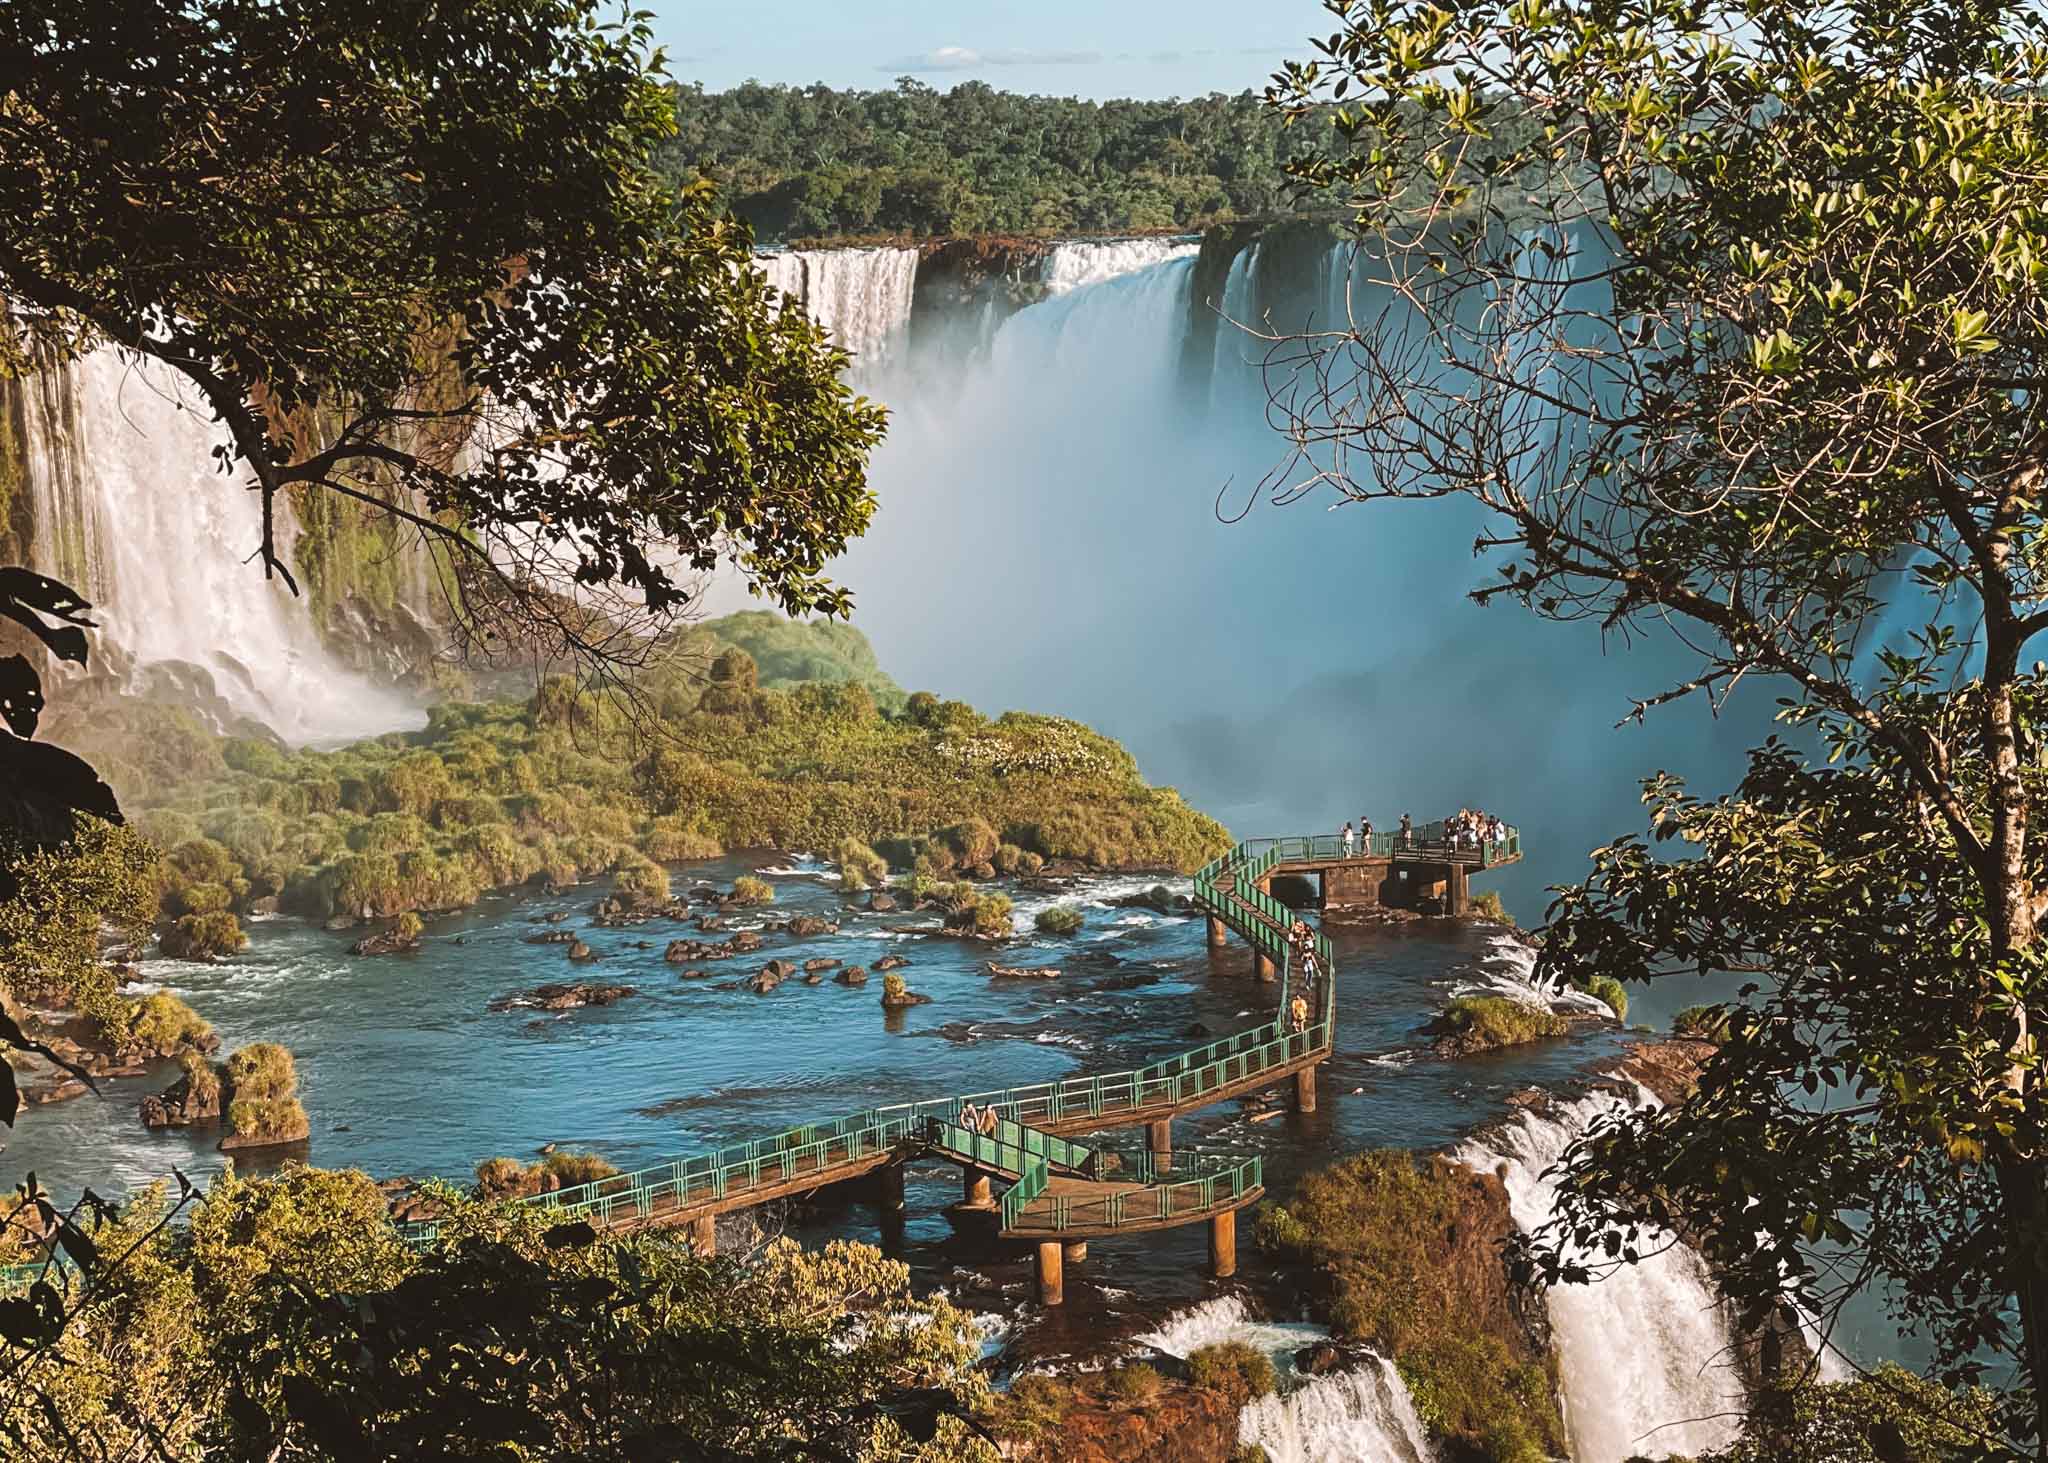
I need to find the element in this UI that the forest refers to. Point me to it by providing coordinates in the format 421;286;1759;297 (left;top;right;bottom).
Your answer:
659;79;1311;242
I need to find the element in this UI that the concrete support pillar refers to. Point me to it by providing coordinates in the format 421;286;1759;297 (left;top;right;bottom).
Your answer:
689;1214;716;1258
1036;1240;1065;1305
1147;1118;1172;1172
879;1161;905;1217
1447;864;1470;917
1063;1241;1088;1264
1206;914;1229;949
1210;1209;1237;1278
963;1170;992;1208
1255;950;1277;983
1294;1063;1318;1114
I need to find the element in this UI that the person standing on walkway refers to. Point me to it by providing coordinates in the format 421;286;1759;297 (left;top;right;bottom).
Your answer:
1341;821;1355;857
1399;812;1413;848
1360;816;1373;851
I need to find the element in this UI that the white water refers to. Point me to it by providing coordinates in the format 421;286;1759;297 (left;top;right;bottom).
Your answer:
1131;1296;1437;1463
1239;1361;1437;1463
1451;934;1619;1019
1457;1091;1744;1462
756;247;919;366
1040;237;1201;296
17;348;418;742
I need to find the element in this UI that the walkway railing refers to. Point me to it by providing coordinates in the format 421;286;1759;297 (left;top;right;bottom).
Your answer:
1000;1149;1263;1233
359;833;1362;1251
1241;825;1522;867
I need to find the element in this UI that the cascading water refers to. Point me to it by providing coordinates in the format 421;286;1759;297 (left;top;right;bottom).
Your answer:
1040;237;1201;295
756;246;919;367
1131;1296;1437;1463
1238;1361;1437;1463
14;347;418;742
1456;1092;1745;1463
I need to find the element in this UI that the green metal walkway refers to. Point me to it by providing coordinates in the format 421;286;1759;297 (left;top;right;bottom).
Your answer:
386;838;1336;1260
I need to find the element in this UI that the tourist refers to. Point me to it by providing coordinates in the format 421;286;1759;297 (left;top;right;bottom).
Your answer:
980;1106;999;1138
1341;820;1355;857
1399;813;1413;847
958;1102;978;1134
1360;815;1373;849
1289;994;1308;1032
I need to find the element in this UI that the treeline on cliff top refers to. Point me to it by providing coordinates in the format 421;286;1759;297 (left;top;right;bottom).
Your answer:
660;79;1304;242
658;79;1563;246
51;613;1227;936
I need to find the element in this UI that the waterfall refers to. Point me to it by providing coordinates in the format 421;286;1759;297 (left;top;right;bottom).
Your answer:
1131;1296;1436;1463
756;246;919;366
1456;1092;1745;1463
15;347;418;742
1238;1361;1437;1463
1451;934;1619;1019
1041;237;1201;296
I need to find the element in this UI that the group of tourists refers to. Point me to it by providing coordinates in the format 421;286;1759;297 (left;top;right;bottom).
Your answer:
1336;809;1507;854
1445;808;1509;851
1285;918;1322;1033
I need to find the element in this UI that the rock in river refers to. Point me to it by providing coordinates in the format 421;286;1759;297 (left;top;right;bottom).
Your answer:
489;983;637;1013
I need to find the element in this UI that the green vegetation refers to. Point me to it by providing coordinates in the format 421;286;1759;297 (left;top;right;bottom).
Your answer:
1101;1362;1164;1404
835;836;891;892
1693;1364;2002;1463
3;1166;992;1459
161;910;249;961
59;627;1225;926
1468;889;1511;925
1185;1341;1278;1410
222;1043;307;1145
1437;997;1568;1052
1255;1150;1565;1462
1574;975;1628;1023
881;973;909;1003
474;1151;622;1200
0;820;158;1028
1674;1005;1734;1043
664;81;1309;241
1271;0;2048;1429
729;875;775;907
1035;906;1085;936
114;994;214;1061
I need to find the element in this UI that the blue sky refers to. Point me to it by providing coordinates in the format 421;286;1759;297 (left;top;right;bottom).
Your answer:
647;0;1331;101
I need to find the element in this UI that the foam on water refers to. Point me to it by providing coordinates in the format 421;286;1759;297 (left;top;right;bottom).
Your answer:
1238;1360;1437;1463
1449;934;1615;1018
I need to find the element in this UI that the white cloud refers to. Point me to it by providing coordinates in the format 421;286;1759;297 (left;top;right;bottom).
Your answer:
879;45;1102;72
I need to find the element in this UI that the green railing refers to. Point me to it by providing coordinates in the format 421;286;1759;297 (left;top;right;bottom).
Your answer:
1000;1150;1262;1233
1241;824;1521;866
395;833;1360;1246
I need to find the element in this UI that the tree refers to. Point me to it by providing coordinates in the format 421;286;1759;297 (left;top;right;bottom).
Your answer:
0;0;885;677
1265;0;2048;1444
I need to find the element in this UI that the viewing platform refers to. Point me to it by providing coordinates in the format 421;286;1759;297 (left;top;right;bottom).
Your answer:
357;824;1518;1308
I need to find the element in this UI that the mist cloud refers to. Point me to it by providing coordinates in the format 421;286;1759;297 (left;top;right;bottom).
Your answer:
880;46;1103;72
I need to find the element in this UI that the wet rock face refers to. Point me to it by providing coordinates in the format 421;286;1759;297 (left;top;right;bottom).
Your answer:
140;1072;223;1129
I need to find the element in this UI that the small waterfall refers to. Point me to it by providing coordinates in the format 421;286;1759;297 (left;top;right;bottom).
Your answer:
1239;1361;1436;1463
1457;1092;1745;1463
1131;1296;1436;1463
1041;237;1201;296
1451;934;1618;1018
756;246;919;366
1210;241;1263;394
16;347;418;742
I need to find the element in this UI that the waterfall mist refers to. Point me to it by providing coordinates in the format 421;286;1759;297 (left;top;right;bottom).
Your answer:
777;237;1764;980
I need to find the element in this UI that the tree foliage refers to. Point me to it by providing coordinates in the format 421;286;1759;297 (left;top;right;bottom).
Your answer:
662;79;1315;242
0;0;885;666
1266;0;2048;1444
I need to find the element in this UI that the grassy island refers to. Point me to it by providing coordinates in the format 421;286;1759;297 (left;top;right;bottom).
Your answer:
53;616;1227;932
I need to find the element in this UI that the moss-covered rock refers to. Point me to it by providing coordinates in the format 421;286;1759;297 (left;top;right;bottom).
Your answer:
1428;997;1568;1057
217;1042;310;1151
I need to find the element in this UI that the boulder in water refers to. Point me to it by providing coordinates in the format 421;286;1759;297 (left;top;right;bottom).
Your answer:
787;915;836;937
875;954;910;971
866;892;898;913
489;983;636;1013
566;939;598;962
835;966;868;986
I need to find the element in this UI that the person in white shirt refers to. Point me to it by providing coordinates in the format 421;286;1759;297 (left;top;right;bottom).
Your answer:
1340;821;1355;856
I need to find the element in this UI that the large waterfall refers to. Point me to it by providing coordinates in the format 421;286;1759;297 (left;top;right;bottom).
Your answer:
12;349;416;742
1456;1094;1745;1462
1041;237;1201;295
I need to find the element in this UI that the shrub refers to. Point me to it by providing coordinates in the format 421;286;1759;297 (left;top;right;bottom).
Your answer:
993;842;1044;876
730;875;774;906
1698;1363;2001;1463
226;1042;298;1101
1035;905;1084;936
1468;889;1511;924
162;911;249;960
228;1095;308;1142
1186;1341;1277;1408
395;911;425;944
613;856;671;907
475;1156;535;1199
539;1151;618;1191
1102;1363;1163;1403
169;837;237;886
178;1049;223;1105
1440;996;1567;1050
1574;974;1628;1022
1676;1004;1733;1042
969;892;1014;937
643;816;721;862
931;817;999;871
115;993;214;1056
882;973;907;1002
170;882;232;917
835;837;890;887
